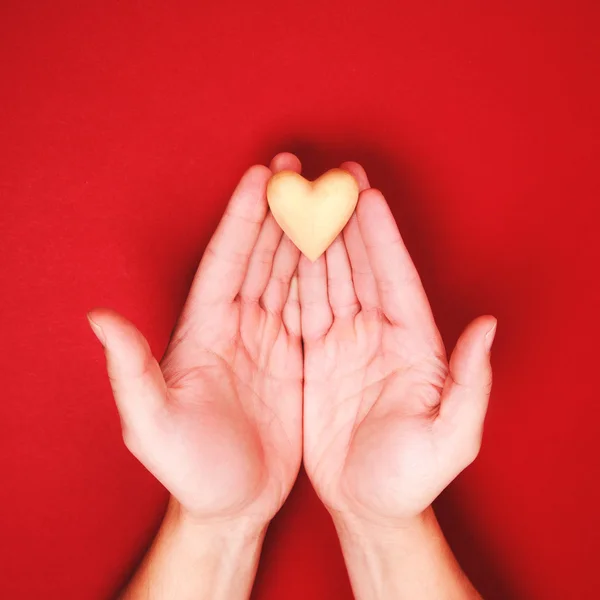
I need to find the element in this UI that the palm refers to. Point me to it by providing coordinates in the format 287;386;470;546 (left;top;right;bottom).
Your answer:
148;304;299;521
90;155;304;524
158;294;302;519
304;315;450;521
300;162;495;525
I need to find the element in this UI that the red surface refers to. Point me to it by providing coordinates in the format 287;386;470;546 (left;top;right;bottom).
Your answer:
1;1;599;598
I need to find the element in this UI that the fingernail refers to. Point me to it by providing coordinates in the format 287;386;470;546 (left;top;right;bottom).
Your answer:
87;314;106;346
484;320;497;353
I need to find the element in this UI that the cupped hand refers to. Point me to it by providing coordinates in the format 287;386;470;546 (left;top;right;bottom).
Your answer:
299;161;496;527
88;153;303;530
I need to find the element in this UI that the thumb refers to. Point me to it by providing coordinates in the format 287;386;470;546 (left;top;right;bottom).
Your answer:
439;315;497;461
87;308;167;443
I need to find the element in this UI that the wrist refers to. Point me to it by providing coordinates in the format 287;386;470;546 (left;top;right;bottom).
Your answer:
332;506;435;560
121;498;268;600
332;507;479;600
166;497;269;548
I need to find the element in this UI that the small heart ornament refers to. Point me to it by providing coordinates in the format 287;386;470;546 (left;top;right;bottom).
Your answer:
266;169;360;261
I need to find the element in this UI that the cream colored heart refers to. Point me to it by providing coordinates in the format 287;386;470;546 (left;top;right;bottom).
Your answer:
266;168;360;262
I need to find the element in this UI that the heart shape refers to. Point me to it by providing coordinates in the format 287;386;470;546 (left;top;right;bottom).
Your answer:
266;169;360;261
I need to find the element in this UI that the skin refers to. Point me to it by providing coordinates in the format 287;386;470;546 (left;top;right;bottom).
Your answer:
88;153;305;599
88;153;495;599
299;161;495;598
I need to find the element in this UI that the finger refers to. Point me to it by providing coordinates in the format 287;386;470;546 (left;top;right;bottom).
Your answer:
282;273;301;338
262;234;301;315
325;234;359;319
298;254;333;342
240;154;302;303
340;161;370;190
439;316;497;462
190;165;272;306
357;189;436;332
270;151;302;173
239;214;282;302
340;164;380;313
87;308;167;440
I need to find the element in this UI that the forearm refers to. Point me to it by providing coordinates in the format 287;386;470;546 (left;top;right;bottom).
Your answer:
120;498;266;600
333;507;480;600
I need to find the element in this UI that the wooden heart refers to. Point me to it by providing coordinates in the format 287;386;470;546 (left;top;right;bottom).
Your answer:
266;169;359;261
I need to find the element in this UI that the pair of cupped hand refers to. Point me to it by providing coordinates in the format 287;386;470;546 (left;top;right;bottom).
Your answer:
88;152;496;538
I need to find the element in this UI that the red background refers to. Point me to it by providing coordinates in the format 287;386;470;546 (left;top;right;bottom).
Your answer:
1;1;599;598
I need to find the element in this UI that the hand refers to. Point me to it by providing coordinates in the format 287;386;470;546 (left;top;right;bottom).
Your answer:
299;161;496;528
88;153;303;532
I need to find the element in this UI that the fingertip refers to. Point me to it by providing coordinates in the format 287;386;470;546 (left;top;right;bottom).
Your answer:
484;317;498;352
247;163;272;177
450;315;497;388
87;306;120;322
340;161;370;190
87;310;106;346
440;316;496;436
86;309;151;359
87;307;125;344
473;314;497;329
270;152;302;174
356;187;386;213
88;311;166;432
462;315;498;352
231;164;273;217
86;307;129;333
241;164;273;189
